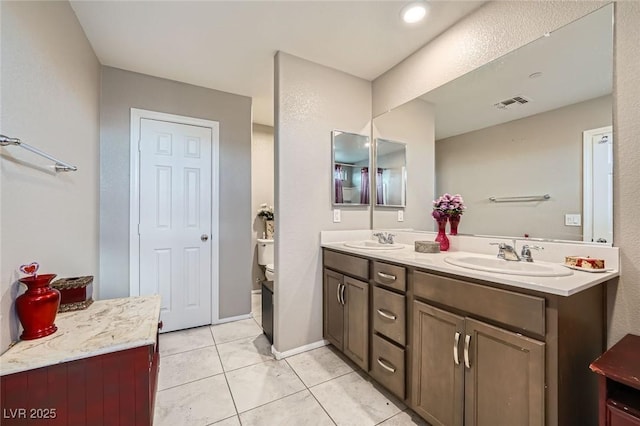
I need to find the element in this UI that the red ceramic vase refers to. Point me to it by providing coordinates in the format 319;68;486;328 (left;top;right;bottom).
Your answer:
16;274;60;340
449;215;460;236
434;219;450;251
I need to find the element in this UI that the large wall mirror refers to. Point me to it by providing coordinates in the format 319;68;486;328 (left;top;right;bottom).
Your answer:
375;138;407;207
372;4;613;243
332;130;371;206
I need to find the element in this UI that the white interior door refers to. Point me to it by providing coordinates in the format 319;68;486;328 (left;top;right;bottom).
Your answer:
583;126;613;244
138;118;213;332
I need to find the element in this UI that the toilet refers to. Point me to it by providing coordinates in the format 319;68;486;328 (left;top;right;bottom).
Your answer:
257;238;275;281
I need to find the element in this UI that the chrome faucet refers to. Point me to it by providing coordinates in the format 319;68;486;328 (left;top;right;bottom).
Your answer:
490;240;520;261
373;232;396;244
521;244;543;262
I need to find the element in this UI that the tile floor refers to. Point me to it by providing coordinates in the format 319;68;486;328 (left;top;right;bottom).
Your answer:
154;293;426;426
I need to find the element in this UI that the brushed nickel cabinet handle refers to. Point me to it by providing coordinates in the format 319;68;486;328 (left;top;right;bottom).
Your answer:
340;284;346;306
336;283;341;304
376;309;397;321
377;272;397;281
377;357;396;373
454;332;461;365
464;334;471;369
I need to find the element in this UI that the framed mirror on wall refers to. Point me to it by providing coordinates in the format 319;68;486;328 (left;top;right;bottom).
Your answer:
332;130;371;206
375;138;407;207
372;4;613;244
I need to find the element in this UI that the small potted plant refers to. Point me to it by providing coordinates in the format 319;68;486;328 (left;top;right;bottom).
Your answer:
257;203;275;239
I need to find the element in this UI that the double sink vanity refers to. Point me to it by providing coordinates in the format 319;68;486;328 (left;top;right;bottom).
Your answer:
321;231;619;426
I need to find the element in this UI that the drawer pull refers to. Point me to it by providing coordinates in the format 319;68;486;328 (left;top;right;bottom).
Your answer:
377;309;397;321
464;334;472;369
377;357;396;373
377;272;397;281
454;332;460;365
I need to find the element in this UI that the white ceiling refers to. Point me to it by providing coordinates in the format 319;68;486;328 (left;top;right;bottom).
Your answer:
70;1;485;126
421;4;613;140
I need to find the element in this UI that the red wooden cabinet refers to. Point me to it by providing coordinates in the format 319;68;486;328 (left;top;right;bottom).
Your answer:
590;334;640;426
1;322;161;425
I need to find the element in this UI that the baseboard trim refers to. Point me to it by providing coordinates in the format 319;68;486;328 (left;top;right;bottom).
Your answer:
213;313;252;325
271;339;329;360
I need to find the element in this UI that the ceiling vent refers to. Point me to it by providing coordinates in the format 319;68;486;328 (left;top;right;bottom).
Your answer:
493;95;531;110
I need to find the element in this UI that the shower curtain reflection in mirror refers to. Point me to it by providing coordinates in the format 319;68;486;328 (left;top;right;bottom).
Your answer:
334;164;344;203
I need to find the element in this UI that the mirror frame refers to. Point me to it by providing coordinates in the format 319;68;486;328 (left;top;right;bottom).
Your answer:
331;129;371;207
374;138;407;208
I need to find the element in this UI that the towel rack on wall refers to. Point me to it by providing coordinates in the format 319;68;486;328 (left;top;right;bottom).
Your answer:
0;134;77;172
489;194;550;203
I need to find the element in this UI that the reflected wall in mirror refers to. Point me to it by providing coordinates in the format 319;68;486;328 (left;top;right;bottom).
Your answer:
372;4;613;243
332;130;371;206
375;139;407;207
372;98;434;230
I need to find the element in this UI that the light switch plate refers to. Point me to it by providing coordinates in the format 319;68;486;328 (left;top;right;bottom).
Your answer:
397;210;404;222
565;213;582;226
333;209;341;223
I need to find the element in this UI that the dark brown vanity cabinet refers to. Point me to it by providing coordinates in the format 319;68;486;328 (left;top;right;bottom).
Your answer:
323;251;369;371
322;248;607;426
370;261;408;400
412;301;545;426
411;269;605;426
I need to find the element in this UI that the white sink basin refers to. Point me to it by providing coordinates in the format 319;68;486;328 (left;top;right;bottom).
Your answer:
343;241;404;251
444;255;572;277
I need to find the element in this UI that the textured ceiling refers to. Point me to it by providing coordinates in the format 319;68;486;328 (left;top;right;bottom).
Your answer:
70;1;485;126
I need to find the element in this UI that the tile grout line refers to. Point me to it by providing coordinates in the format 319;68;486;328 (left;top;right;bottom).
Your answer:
214;332;265;347
222;369;242;422
284;358;338;426
159;341;216;359
157;370;226;393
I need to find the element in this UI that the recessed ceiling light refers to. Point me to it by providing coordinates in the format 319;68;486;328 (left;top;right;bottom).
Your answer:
401;2;428;24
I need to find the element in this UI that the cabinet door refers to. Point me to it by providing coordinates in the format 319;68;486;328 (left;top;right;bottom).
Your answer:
343;276;369;370
412;301;465;426
608;402;640;426
464;318;545;426
323;269;344;350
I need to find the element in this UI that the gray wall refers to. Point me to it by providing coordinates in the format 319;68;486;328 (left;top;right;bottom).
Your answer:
99;66;252;319
1;1;100;353
436;95;612;240
274;52;372;353
611;1;640;348
373;98;435;230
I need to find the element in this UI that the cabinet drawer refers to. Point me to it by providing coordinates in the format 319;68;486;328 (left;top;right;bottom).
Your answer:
373;286;406;346
324;250;369;280
370;334;405;400
373;261;406;292
413;271;545;336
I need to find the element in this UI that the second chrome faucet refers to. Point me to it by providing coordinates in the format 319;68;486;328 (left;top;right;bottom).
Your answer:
373;232;396;244
490;240;543;262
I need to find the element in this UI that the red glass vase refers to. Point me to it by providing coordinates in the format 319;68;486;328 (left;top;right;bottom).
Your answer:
449;215;461;236
16;274;61;340
435;219;450;251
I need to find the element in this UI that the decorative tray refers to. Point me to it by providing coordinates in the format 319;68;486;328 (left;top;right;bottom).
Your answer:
562;264;613;273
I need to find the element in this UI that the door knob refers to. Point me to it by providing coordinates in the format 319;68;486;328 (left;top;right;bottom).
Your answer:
201;234;209;242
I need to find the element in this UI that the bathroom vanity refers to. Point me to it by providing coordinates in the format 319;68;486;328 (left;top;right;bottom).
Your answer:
322;240;618;426
0;296;162;425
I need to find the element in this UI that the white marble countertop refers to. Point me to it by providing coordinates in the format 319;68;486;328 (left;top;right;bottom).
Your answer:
0;295;161;377
322;241;618;297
